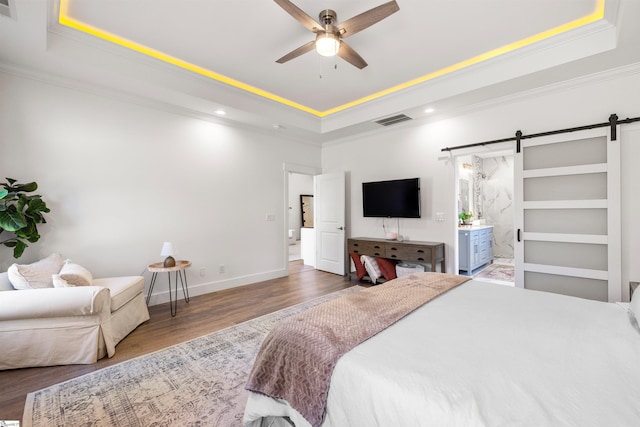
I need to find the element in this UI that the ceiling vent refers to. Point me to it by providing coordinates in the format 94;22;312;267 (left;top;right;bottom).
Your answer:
374;114;413;127
0;0;14;19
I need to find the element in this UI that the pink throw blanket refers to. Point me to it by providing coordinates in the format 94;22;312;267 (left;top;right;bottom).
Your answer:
245;272;470;427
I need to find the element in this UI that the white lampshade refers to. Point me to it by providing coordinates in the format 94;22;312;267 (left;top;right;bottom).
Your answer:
160;242;175;257
315;33;340;57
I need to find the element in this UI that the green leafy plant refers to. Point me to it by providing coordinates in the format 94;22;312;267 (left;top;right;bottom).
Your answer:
0;178;51;258
458;210;473;224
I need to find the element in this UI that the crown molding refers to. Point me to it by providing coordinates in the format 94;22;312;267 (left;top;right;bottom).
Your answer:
0;61;323;147
453;61;640;119
323;61;640;147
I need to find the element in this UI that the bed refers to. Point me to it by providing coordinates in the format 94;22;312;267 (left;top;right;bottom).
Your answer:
243;273;640;427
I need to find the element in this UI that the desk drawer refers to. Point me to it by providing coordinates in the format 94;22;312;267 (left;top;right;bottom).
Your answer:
403;246;432;262
349;240;386;257
386;244;410;260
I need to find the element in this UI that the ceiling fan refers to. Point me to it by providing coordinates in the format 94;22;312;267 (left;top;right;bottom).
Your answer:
274;0;400;69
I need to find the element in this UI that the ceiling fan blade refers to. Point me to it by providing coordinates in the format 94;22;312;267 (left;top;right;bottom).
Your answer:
273;0;322;33
276;40;316;64
339;0;400;39
337;41;368;69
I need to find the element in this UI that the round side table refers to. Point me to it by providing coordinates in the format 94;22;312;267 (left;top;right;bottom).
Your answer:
146;260;191;317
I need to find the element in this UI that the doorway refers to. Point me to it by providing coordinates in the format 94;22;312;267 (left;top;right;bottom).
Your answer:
288;172;315;264
284;165;347;277
455;150;515;285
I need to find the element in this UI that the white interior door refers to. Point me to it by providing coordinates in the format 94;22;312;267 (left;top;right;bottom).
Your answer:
514;127;621;301
315;172;346;275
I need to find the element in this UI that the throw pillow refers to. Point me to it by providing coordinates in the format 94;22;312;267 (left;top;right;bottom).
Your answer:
376;257;398;281
59;262;93;287
7;253;65;290
350;253;367;280
52;274;74;288
360;255;382;284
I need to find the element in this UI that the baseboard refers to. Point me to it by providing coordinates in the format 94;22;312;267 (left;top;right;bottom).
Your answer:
146;268;288;306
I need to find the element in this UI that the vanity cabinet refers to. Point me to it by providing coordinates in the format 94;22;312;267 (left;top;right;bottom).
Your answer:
458;226;493;275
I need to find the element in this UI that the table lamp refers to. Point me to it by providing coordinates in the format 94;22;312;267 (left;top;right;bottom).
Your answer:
161;242;176;267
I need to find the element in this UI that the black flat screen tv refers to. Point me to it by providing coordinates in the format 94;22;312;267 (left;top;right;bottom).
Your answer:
362;178;421;218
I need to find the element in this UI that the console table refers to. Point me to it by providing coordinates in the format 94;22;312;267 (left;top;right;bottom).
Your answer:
348;237;446;276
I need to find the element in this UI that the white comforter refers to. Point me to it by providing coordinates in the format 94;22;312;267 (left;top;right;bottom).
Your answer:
244;280;640;427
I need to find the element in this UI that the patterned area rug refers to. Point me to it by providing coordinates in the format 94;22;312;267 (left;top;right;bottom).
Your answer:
473;262;515;285
23;287;361;427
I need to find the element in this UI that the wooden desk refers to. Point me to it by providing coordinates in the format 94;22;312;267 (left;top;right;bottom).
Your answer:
147;260;191;317
348;237;446;277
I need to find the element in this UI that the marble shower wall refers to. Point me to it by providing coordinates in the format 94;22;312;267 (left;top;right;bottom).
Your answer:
472;155;484;218
477;155;514;258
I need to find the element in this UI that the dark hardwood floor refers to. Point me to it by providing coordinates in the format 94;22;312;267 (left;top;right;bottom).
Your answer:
0;260;356;422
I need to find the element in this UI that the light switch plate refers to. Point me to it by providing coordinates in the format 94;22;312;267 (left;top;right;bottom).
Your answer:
435;212;445;222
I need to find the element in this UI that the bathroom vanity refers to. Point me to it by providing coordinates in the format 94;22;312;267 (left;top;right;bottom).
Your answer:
458;225;493;275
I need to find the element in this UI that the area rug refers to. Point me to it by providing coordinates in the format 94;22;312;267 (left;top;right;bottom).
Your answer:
23;286;361;427
473;262;515;284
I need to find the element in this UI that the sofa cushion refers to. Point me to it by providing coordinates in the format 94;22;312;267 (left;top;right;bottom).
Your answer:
0;272;13;291
7;253;64;290
59;262;93;287
93;276;145;312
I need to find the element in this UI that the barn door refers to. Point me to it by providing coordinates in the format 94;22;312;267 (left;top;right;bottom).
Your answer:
514;127;621;302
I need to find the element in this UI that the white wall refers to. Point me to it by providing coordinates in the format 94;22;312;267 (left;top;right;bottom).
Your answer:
3;67;639;303
323;67;640;300
0;72;321;304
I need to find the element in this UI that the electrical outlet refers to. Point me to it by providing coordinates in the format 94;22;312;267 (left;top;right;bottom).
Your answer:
219;264;225;274
199;267;205;277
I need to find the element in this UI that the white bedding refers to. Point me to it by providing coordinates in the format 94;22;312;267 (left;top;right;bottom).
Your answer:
244;280;640;427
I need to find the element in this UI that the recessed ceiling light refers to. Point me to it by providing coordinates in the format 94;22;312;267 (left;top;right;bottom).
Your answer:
424;108;435;114
215;109;226;116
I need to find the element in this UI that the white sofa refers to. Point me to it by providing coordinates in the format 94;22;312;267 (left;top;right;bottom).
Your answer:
0;271;150;370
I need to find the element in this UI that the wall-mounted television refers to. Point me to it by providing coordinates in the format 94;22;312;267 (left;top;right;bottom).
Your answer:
362;178;421;218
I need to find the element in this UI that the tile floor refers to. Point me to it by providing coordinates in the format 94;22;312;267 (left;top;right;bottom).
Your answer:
472;257;515;286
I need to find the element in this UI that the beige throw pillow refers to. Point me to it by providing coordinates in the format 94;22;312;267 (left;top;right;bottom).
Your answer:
52;274;74;288
59;262;93;287
7;253;65;290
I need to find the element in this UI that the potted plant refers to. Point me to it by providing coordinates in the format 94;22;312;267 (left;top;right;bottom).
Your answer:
458;210;473;226
0;178;51;258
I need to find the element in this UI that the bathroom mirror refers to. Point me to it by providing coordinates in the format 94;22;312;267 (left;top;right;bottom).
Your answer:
300;195;314;228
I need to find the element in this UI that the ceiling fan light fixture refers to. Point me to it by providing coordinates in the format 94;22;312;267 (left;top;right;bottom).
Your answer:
315;33;340;57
